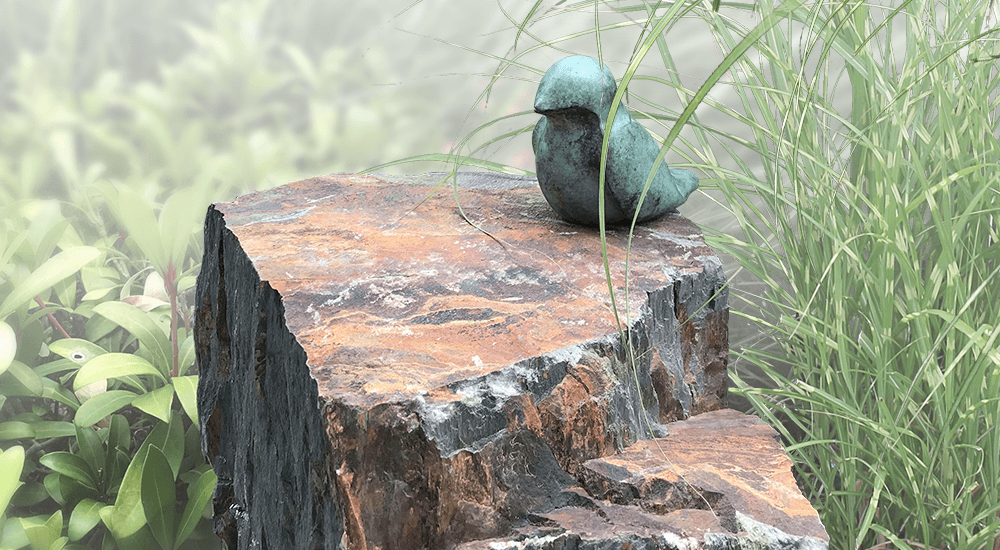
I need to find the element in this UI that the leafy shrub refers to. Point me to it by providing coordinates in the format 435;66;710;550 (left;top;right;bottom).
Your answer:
1;0;450;548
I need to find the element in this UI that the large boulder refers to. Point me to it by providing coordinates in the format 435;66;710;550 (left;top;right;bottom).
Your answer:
195;172;825;549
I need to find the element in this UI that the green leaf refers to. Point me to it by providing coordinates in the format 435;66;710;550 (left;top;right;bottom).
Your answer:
10;481;48;508
39;452;98;490
49;338;108;364
115;188;166;275
100;445;150;539
73;353;165;392
53;276;77;310
74;425;104;486
175;468;216;548
5;360;44;396
172;376;198;424
41;378;81;411
35;358;80;377
159;186;199;271
75;390;137;427
1;516;30;549
43;473;98;506
0;321;15;375
0;446;25;516
107;414;130;455
161;411;184;481
131;385;175;423
141;446;176;550
93;302;172;376
177;336;195;376
141;417;170;452
0;421;34;440
68;499;105;541
22;510;63;550
31;421;77;439
0;246;100;319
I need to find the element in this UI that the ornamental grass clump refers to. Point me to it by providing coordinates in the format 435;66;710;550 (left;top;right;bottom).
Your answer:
401;0;999;547
697;2;999;547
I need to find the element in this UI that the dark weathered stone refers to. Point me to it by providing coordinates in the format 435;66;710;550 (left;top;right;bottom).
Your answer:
194;172;815;550
457;410;829;549
196;202;344;549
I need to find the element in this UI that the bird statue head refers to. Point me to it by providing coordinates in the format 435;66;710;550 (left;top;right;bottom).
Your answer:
534;56;618;123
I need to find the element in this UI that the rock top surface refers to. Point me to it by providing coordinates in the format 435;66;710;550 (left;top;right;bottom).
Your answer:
213;172;724;410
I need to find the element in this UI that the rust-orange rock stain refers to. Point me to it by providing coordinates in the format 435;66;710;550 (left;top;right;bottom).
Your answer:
579;409;829;542
216;174;714;409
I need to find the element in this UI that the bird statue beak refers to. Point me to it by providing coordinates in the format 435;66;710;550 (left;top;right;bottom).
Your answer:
534;98;555;115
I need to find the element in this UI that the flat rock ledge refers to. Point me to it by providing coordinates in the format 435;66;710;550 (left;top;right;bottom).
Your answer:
195;172;827;550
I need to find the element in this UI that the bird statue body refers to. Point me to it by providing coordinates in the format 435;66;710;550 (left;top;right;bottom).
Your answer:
532;56;698;226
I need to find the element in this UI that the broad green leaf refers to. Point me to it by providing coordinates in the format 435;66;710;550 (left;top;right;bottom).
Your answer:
0;246;100;319
131;385;175;423
105;449;131;497
93;302;172;376
1;516;30;548
75;391;137;427
73;353;165;392
31;421;77;439
10;481;48;508
41;378;81;411
81;286;116;302
39;452;98;490
68;499;104;541
33;214;71;270
74;425;104;484
175;468;216;548
0;421;34;440
162;411;184;480
115;188;166;275
0;321;15;375
5;360;44;396
49;338;108;364
141;418;170;452
35;358;80;377
141;446;176;550
53;276;77;310
100;445;150;539
107;414;130;454
159;186;199;270
43;473;98;506
107;523;160;550
173;376;199;424
0;446;25;516
177;336;195;377
22;510;63;550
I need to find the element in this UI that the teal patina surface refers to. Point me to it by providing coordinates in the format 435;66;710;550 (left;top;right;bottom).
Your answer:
532;55;699;226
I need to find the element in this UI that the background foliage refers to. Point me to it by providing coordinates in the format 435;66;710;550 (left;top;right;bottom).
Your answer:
2;0;999;549
0;0;501;547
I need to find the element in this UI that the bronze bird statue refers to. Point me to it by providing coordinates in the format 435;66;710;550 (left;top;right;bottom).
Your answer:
532;55;698;226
